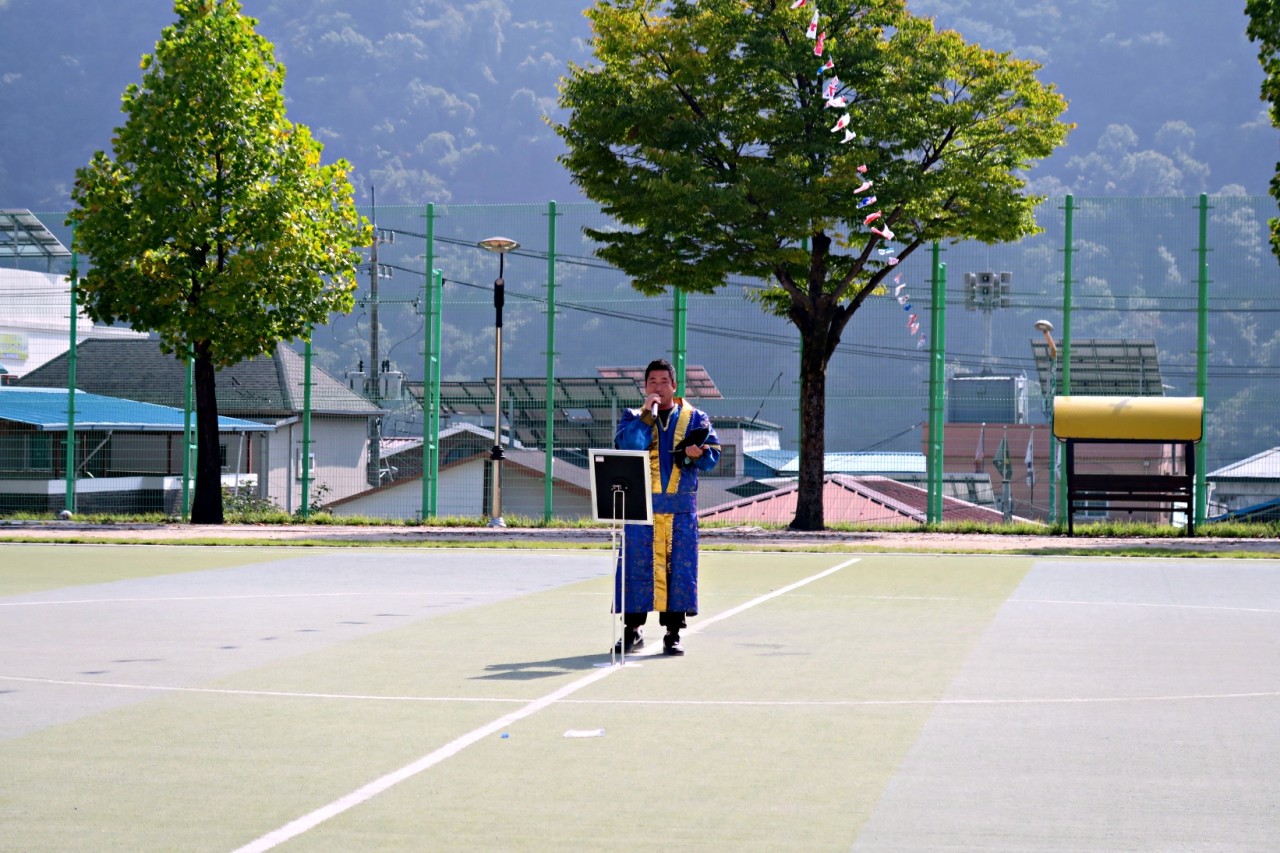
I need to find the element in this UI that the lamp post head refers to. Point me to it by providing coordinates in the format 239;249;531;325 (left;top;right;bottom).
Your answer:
477;236;520;254
1034;319;1058;364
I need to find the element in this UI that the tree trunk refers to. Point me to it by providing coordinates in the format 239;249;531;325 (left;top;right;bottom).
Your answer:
790;320;830;531
190;342;225;524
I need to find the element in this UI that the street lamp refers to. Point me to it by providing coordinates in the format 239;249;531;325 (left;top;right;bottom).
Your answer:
477;236;520;527
1034;319;1058;523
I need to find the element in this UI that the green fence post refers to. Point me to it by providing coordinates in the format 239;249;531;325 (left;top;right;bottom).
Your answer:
672;287;687;395
422;202;438;520
1195;193;1211;528
544;200;558;522
927;245;946;524
1051;193;1076;526
64;224;78;515
300;325;313;520
427;269;442;517
182;348;193;521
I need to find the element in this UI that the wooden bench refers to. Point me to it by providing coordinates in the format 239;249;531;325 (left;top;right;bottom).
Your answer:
1052;396;1204;535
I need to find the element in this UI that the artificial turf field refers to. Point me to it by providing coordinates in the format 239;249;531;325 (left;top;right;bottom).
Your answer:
2;543;1278;851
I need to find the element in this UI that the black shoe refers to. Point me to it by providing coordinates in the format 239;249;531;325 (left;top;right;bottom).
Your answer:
663;633;684;656
613;627;643;654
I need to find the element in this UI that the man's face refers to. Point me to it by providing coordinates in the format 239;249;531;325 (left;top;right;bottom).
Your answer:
645;369;676;408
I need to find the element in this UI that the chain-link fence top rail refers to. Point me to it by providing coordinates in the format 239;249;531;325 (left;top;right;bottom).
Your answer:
4;196;1279;518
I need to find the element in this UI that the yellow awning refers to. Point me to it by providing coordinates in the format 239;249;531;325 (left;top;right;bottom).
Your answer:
1052;396;1203;442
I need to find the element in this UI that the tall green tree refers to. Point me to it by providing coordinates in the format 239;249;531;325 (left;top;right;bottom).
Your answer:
1247;0;1280;262
555;0;1070;529
69;0;368;524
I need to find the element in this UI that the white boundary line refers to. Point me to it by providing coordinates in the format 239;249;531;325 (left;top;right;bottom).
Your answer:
0;591;509;607
231;557;859;852
0;675;530;703
7;673;1277;710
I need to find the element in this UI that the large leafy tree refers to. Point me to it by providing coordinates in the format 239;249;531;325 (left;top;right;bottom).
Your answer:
1247;0;1280;262
555;0;1070;529
70;0;368;524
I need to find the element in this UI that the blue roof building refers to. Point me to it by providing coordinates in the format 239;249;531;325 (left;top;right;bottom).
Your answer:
1;387;270;516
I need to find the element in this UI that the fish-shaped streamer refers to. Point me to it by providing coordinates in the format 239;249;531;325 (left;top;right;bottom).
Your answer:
841;128;856;143
814;31;827;56
806;8;819;38
864;211;883;225
831;113;850;133
823;77;841;100
790;0;807;8
854;180;873;193
871;225;895;240
857;196;877;208
818;57;835;73
825;96;847;108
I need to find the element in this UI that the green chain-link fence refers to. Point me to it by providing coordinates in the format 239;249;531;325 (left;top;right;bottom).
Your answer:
2;195;1278;526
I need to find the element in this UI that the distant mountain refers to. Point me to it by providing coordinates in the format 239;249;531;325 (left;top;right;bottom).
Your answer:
0;0;1274;210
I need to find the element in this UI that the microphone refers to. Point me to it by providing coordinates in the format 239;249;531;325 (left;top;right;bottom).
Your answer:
651;401;659;420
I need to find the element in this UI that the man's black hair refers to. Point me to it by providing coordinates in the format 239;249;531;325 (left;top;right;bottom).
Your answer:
644;358;676;383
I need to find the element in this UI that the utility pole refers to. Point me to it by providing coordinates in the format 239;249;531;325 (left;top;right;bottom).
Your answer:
365;186;393;486
368;187;382;398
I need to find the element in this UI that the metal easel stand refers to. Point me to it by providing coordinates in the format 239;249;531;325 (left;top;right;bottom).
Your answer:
601;485;639;668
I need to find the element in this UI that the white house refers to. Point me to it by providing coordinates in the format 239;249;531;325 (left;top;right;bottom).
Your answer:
0;267;146;380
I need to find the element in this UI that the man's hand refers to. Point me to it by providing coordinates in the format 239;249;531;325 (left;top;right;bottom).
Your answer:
684;444;704;459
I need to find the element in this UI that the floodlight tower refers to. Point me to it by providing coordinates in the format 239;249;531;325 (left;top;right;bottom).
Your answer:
964;271;1013;369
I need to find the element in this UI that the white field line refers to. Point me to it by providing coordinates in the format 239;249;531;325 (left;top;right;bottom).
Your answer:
0;675;530;703
230;557;859;853
9;592;1278;615
7;673;1278;710
0;591;511;607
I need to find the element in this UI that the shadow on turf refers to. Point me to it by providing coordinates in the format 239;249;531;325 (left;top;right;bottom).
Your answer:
473;653;607;681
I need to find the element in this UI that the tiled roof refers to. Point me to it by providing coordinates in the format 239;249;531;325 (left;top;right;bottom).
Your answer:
16;338;380;418
699;474;1012;525
0;387;269;433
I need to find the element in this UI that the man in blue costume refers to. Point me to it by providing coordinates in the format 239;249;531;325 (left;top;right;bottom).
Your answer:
613;359;720;656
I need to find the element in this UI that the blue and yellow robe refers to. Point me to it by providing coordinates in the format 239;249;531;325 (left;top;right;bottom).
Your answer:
613;399;720;615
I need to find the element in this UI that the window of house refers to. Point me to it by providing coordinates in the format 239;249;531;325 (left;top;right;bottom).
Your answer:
704;445;736;478
28;434;53;472
295;446;316;480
